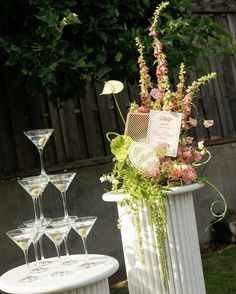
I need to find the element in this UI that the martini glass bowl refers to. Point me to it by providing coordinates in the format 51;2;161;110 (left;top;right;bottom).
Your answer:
49;172;76;218
72;216;97;268
6;228;38;283
24;129;54;175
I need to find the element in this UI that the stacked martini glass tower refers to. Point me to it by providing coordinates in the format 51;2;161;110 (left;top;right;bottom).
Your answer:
6;129;97;283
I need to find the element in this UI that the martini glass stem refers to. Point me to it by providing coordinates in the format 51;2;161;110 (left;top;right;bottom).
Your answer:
39;236;45;260
61;192;69;218
33;242;39;265
82;236;89;264
55;244;62;267
22;248;31;273
38;148;46;175
64;236;69;256
32;198;38;222
38;194;44;219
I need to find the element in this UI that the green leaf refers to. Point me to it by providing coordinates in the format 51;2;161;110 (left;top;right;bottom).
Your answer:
111;135;134;162
96;66;112;80
97;53;107;64
115;51;123;62
5;55;18;66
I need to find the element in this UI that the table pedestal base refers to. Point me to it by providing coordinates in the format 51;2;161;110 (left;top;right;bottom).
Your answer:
51;278;109;294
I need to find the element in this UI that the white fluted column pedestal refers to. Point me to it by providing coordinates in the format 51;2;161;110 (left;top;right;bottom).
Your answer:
103;183;206;294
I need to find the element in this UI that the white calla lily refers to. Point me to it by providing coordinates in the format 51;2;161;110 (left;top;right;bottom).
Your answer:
100;80;124;95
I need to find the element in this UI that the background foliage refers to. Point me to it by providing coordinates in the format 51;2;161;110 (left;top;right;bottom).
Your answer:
0;0;235;100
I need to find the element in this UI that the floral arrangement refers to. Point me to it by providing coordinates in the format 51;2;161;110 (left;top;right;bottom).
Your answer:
100;1;227;289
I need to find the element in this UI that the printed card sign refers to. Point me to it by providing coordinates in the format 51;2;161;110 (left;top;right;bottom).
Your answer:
147;110;182;157
128;142;159;173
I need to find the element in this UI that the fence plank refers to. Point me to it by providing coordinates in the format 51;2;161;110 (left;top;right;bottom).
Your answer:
58;97;87;161
197;59;223;140
128;81;141;105
0;69;17;174
37;94;57;168
208;53;235;137
95;82;118;155
188;71;209;141
79;83;105;158
3;69;36;172
114;82;130;134
48;99;66;164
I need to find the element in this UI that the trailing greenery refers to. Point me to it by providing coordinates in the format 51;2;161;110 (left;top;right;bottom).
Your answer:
0;0;235;100
103;134;170;286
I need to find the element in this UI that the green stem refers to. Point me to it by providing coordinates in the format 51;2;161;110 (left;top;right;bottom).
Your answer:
203;178;227;220
106;132;120;143
199;178;228;238
112;93;126;125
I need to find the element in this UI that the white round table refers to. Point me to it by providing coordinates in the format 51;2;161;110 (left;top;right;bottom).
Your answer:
0;254;119;294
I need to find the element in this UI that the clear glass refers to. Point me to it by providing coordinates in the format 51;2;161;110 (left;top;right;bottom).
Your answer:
51;216;78;266
72;216;97;268
49;173;76;218
24;129;54;175
24;218;53;266
45;224;72;277
6;228;38;283
20;219;52;272
18;175;49;222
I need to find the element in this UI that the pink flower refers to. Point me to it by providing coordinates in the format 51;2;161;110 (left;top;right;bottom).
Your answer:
184;93;192;103
181;165;197;184
189;117;197;127
182;150;192;161
193;150;202;161
138;106;149;113
150;88;163;100
149;166;160;178
203;120;214;128
171;168;182;180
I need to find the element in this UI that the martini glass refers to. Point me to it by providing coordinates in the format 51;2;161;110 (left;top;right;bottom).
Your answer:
24;129;54;175
45;223;72;277
6;228;38;283
18;175;49;222
72;216;97;268
22;218;52;271
49;172;76;218
51;216;78;265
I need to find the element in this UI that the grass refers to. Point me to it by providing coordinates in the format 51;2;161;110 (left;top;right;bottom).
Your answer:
202;245;236;294
111;245;236;294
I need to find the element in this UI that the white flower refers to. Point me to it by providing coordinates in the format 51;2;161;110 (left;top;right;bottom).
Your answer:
100;174;119;185
198;141;205;150
100;80;124;95
203;120;214;128
198;141;206;155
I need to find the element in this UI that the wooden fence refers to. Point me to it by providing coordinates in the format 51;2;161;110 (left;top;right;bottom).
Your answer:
0;8;236;179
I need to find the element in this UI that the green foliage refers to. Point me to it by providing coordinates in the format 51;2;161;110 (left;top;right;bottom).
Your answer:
109;134;169;287
0;0;234;100
111;135;134;162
